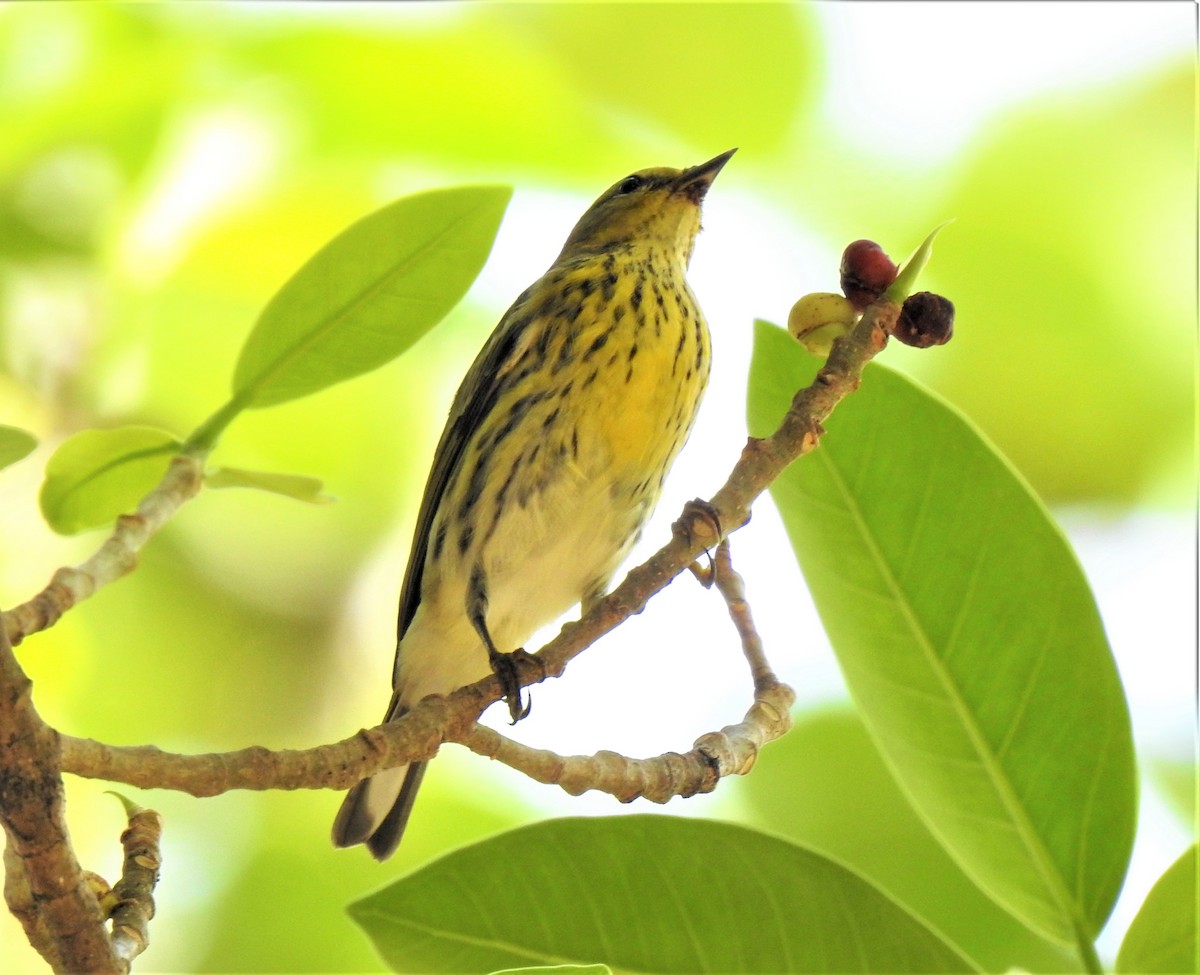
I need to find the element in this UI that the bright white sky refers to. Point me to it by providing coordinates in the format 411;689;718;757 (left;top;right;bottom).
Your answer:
817;1;1193;160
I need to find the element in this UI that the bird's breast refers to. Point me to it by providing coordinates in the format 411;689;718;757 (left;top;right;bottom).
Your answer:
564;255;711;492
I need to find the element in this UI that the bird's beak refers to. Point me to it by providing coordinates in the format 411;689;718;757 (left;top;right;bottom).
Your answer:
677;148;737;203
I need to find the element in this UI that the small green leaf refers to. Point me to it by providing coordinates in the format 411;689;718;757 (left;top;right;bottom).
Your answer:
1116;843;1198;974
0;424;37;470
40;426;181;535
231;184;511;411
747;321;1136;946
887;220;953;301
204;467;332;504
349;817;978;974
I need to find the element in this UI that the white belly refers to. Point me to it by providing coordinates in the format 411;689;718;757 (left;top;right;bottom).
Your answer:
395;465;641;707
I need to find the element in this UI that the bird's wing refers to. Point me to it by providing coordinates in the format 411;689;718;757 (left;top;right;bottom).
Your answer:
392;288;543;663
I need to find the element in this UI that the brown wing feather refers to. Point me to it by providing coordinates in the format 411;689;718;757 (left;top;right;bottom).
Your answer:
391;288;540;677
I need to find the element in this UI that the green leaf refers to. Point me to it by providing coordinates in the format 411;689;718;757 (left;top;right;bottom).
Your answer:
349;816;978;974
39;426;181;535
746;321;1136;946
1152;757;1198;828
204;466;332;505
0;424;37;470
739;707;1082;973
491;968;611;975
886;220;953;301
1117;844;1198;974
230;184;511;411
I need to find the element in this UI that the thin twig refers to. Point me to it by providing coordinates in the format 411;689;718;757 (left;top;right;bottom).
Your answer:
2;450;207;648
108;805;162;968
457;537;793;800
710;539;777;693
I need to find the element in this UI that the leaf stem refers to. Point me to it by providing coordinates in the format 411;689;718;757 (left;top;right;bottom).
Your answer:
184;395;248;451
1075;922;1105;974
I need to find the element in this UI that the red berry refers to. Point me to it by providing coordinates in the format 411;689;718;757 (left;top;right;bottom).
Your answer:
840;239;899;310
894;292;954;347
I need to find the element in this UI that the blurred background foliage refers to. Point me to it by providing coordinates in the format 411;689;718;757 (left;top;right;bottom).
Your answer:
0;3;1192;972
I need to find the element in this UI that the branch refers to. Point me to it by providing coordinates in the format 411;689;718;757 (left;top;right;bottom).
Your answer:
459;539;793;801
2;450;206;648
55;300;897;800
0;617;121;974
508;297;897;687
107;804;162;967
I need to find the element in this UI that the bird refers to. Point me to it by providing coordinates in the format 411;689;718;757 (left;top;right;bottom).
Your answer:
332;149;735;860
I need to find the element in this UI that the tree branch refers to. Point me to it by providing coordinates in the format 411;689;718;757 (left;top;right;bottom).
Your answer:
0;616;121;974
53;300;897;802
2;450;207;649
460;538;793;801
453;540;792;802
107;804;162;967
527;298;897;685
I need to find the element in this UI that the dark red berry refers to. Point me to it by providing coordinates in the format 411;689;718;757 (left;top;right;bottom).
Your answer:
840;239;899;310
894;292;954;347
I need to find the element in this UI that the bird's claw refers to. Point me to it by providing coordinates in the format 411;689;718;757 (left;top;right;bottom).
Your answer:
489;648;543;724
673;497;722;552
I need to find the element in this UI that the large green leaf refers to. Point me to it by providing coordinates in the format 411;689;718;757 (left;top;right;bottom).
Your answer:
39;426;181;535
1116;843;1198;974
738;707;1080;973
0;424;37;471
746;321;1136;946
230;185;511;411
349;816;977;974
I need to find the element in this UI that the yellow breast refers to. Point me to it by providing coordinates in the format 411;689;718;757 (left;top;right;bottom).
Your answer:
565;250;711;492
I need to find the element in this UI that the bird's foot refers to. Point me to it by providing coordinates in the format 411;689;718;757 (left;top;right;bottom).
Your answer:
488;648;544;724
675;499;724;586
673;498;723;549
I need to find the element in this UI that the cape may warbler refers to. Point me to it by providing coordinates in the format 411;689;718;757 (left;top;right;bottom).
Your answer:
333;149;734;859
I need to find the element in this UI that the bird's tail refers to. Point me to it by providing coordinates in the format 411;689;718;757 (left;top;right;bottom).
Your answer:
332;758;427;861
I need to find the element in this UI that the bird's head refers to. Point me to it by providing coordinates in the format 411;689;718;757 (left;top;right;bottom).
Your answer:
559;149;736;266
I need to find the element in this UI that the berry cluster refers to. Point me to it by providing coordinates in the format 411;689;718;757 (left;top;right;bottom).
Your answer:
787;239;954;354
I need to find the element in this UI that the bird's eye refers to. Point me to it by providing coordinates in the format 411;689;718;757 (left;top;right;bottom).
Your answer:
618;175;643;194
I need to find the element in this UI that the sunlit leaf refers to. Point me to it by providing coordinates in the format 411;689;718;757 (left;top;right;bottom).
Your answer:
0;424;37;470
1152;758;1198;829
204;466;332;505
739;707;1081;973
1116;843;1198;974
349;816;978;974
229;184;511;411
491;967;611;975
747;321;1136;945
39;426;181;535
887;221;954;301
